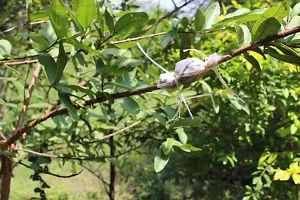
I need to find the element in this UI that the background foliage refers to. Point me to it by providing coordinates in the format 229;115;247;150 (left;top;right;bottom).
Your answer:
1;0;300;199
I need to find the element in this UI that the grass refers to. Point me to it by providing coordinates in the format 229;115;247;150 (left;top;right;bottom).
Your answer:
10;161;106;200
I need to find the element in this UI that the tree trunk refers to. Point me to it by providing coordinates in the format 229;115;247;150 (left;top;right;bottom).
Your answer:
0;155;13;200
109;136;116;200
0;140;13;200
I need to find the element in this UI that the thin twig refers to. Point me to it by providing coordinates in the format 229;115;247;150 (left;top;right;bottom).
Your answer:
0;20;49;35
144;0;194;31
6;25;300;145
14;64;41;133
0;132;7;140
14;140;151;161
109;32;166;45
15;147;60;158
98;121;141;140
3;59;39;66
82;165;110;196
18;161;83;178
109;28;225;45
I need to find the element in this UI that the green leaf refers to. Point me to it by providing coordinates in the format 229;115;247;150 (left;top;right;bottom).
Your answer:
0;8;13;25
286;16;300;44
101;48;128;56
49;0;69;39
291;124;298;135
120;97;140;114
0;39;12;58
253;17;281;42
105;58;141;76
270;42;300;57
216;9;262;26
96;57;106;76
291;3;300;17
274;169;290;181
58;84;95;96
58;93;79;121
65;38;100;54
77;0;97;29
54;41;68;85
113;12;149;36
252;6;287;42
30;11;49;21
29;34;50;47
235;24;251;46
161;30;177;47
203;2;220;29
38;53;57;85
228;96;250;115
176;128;187;144
154;147;170;172
267;153;278;164
173;117;203;127
171;18;180;29
173;143;201;152
194;8;205;31
243;52;261;71
292;173;300;184
265;45;300;65
282;88;289;98
104;9;114;34
39;22;57;45
162;138;174;155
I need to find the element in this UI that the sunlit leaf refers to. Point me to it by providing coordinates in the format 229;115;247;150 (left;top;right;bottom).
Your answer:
235;24;251;46
194;8;205;31
113;12;149;37
203;2;220;29
274;169;290;181
293;174;300;184
252;6;287;42
0;39;12;58
176;128;187;144
291;2;300;17
49;0;68;39
154;147;170;172
162;138;174;155
77;0;97;29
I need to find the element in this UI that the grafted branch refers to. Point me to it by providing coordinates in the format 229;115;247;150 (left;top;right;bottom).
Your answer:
6;25;300;146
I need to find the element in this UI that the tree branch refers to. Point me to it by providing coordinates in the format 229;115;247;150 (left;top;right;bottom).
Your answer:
98;121;141;141
6;25;300;145
144;0;195;31
0;20;49;35
14;140;151;161
14;64;41;133
18;161;83;178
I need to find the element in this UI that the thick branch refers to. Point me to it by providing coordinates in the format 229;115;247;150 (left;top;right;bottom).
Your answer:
6;26;300;145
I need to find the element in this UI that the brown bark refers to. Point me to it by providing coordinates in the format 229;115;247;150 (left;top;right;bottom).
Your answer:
0;141;12;200
109;136;116;200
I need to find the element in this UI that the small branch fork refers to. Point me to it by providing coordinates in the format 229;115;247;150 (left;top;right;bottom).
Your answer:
144;0;195;31
4;25;300;146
